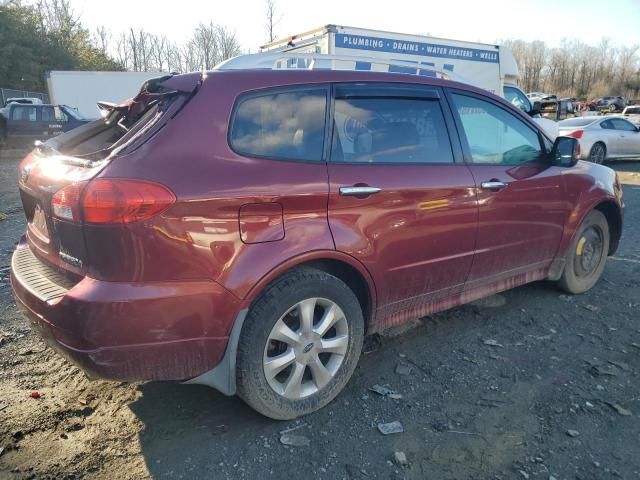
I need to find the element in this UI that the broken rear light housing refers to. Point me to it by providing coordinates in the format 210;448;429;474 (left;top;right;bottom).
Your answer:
52;179;175;224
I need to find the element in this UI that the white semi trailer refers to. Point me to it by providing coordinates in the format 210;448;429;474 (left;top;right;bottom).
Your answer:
46;71;166;119
257;25;557;137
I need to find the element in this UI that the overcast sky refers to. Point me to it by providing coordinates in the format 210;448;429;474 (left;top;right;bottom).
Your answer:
69;0;640;51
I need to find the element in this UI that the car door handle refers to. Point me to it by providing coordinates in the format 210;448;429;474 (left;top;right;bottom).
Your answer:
480;180;508;191
339;186;382;196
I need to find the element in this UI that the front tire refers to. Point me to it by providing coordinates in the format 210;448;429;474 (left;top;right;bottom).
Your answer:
236;267;364;420
558;210;609;294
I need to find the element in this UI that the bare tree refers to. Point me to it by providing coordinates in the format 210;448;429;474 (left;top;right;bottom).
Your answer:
115;32;131;70
190;22;219;69
183;23;242;71
36;0;80;47
216;25;242;62
506;37;640;99
265;0;281;43
94;26;110;54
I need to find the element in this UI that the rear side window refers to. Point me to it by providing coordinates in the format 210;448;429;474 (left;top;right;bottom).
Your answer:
330;97;453;164
11;106;37;121
230;88;327;161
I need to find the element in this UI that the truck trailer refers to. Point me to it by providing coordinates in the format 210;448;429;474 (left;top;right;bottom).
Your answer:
257;25;557;137
46;71;167;119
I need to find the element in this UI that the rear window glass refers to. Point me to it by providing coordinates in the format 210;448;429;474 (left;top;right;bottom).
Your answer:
230;89;327;161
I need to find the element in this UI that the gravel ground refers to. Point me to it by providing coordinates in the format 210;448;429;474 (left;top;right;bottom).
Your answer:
1;149;639;480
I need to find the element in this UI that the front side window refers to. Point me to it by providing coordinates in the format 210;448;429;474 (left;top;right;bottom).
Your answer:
330;96;453;164
54;107;68;122
451;93;542;165
41;107;68;122
41;107;54;122
230;89;327;161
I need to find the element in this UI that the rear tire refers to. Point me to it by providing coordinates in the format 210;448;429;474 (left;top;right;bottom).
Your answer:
558;210;609;294
236;267;364;420
588;142;606;164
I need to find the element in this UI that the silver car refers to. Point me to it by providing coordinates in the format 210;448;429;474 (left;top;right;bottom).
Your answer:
558;116;640;163
622;106;640;127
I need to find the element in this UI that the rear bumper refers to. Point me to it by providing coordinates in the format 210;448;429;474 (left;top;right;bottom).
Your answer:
10;241;242;382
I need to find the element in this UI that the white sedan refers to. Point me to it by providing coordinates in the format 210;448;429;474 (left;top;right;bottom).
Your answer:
558;116;640;163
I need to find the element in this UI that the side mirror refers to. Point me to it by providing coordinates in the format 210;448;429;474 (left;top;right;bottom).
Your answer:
530;101;541;116
551;136;580;167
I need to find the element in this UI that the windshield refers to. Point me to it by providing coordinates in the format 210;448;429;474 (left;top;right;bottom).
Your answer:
625;107;640;114
504;86;532;113
61;106;85;120
559;117;597;127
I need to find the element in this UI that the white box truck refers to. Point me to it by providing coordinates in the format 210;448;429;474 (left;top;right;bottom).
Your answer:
257;25;557;137
46;71;167;119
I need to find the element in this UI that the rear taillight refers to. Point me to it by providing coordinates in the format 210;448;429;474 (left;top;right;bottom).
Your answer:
567;130;584;139
52;179;175;224
82;179;176;224
52;182;85;222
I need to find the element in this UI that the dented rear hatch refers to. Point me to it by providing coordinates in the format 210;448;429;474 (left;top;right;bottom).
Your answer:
16;73;201;277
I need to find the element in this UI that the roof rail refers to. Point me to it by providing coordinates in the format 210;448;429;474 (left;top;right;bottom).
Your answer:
214;52;467;84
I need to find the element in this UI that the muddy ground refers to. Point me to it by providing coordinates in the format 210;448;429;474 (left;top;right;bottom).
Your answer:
0;149;639;480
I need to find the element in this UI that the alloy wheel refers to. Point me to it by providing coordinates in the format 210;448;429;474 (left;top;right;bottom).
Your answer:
262;298;349;400
590;144;605;164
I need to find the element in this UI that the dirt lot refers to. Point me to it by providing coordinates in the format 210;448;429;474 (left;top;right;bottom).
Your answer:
0;149;639;480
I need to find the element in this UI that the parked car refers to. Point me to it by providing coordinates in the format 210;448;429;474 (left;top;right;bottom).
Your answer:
0;103;88;147
622;105;640;126
594;96;626;113
559;116;640;163
526;92;554;103
11;64;624;420
540;98;575;121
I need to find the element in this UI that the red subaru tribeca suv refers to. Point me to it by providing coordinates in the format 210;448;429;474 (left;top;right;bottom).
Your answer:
11;67;623;419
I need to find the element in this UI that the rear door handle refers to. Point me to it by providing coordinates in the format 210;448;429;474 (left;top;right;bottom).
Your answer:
480;180;508;191
339;186;382;196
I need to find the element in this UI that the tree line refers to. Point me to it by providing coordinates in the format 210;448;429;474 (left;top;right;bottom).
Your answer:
0;0;121;92
503;38;640;100
2;0;638;101
0;0;244;91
